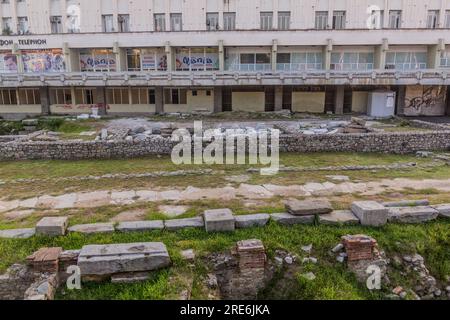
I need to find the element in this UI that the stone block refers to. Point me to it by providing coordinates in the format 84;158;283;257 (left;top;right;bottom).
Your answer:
36;216;69;236
351;201;388;226
235;214;270;229
318;210;359;225
388;206;439;223
204;208;235;232
0;228;35;239
116;220;164;232
270;212;315;225
382;199;429;207
78;242;171;276
432;204;450;218
164;217;204;231
285;198;332;216
68;223;115;234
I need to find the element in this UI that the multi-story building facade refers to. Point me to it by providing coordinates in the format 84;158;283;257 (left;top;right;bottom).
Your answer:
0;0;449;118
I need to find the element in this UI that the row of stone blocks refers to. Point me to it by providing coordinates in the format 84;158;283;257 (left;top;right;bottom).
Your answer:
2;201;449;239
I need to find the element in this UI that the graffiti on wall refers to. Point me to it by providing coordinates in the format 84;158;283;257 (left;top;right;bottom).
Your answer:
404;85;447;116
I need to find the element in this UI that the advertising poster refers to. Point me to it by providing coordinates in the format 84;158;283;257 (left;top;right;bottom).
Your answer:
0;52;18;73
175;49;219;71
80;50;116;71
22;49;66;73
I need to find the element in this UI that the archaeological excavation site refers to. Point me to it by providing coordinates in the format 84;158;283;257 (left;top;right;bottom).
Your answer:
0;0;450;314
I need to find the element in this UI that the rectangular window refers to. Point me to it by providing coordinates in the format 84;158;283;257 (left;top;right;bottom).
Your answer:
175;47;219;71
206;13;219;31
389;10;402;29
18;88;40;105
440;50;450;67
118;14;130;32
385;52;427;70
106;88;129;104
149;89;156;104
332;11;346;29
164;89;187;104
102;14;114;32
369;10;384;29
446;11;450;28
315;11;328;30
427;10;439;29
170;13;182;31
0;89;17;105
223;12;236;30
80;49;116;72
50;88;72;105
126;49;167;71
154;14;166;31
330;52;374;70
2;17;12;35
131;88;151;105
277;52;323;71
260;12;273;30
278;12;290;30
17;17;29;34
74;88;96;105
50;16;62;34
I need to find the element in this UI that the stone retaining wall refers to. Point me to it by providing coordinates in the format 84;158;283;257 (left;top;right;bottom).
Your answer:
1;131;450;161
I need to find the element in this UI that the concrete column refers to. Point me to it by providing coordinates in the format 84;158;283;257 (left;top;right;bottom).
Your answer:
12;44;24;73
113;42;121;71
396;86;406;116
95;87;107;115
218;40;225;71
155;87;164;114
427;39;445;69
271;39;278;72
334;86;344;115
374;38;388;70
62;42;72;72
213;87;223;113
165;42;173;72
39;87;50;115
323;39;332;70
274;86;283;111
446;86;450;116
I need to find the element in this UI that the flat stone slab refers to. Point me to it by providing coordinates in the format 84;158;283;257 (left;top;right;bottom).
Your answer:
158;205;190;218
164;217;204;231
111;272;151;284
318;210;359;225
78;242;171;276
68;223;115;234
432;204;450;218
271;212;315;225
74;191;111;208
204;208;235;232
351;201;388;226
116;220;164;232
235;214;270;228
110;209;147;223
3;209;34;220
388;206;439;223
382;199;430;207
0;228;35;239
285;199;332;216
36;216;69;236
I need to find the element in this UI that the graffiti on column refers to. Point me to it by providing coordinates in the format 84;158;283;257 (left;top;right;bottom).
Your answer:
404;85;447;116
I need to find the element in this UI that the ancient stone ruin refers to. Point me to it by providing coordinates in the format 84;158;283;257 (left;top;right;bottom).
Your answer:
210;239;271;300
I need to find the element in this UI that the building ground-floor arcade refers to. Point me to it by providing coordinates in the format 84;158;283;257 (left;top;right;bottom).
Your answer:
0;84;449;119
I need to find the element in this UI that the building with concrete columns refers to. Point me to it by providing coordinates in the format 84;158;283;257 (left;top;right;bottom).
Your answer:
0;0;449;118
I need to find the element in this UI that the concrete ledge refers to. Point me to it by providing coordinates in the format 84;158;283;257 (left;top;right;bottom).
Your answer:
116;220;164;232
388;206;439;223
235;213;270;228
68;223;115;234
270;212;315;225
164;217;204;231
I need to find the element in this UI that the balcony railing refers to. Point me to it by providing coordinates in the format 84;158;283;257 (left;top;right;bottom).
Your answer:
276;63;323;71
385;63;427;70
226;63;272;72
330;63;374;71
